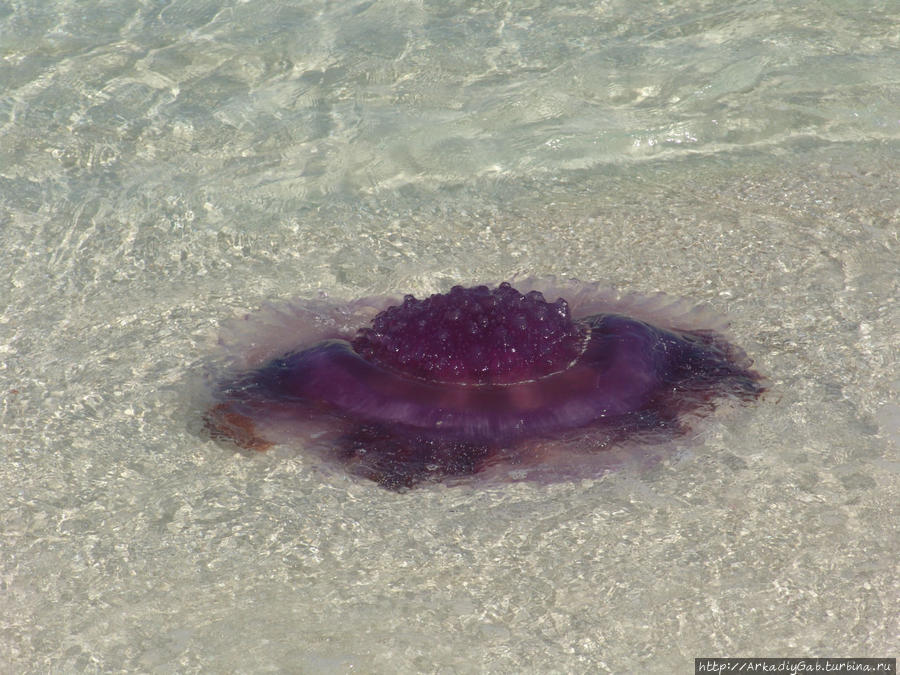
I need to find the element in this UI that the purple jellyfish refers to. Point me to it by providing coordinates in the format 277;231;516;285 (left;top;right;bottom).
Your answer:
204;280;764;489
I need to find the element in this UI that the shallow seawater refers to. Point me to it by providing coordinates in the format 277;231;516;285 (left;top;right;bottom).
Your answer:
1;0;897;672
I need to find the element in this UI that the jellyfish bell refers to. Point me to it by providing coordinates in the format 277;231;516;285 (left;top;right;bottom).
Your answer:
204;280;765;490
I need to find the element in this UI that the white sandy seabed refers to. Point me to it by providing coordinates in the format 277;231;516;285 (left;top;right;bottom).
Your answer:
0;0;898;670
1;138;897;672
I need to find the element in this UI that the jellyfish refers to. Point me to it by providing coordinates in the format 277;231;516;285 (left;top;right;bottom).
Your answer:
204;280;764;490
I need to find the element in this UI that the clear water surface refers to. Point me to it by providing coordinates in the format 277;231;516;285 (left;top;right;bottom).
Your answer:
1;0;897;672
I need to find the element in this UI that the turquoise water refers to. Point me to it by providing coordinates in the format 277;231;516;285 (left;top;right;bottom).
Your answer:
1;0;897;672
